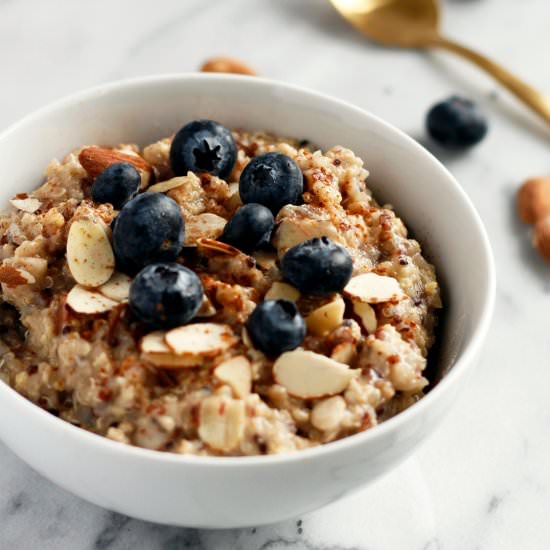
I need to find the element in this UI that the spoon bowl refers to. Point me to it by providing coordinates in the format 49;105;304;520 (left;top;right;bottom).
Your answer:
331;0;440;47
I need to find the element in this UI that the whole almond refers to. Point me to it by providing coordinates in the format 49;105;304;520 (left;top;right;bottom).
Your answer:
533;215;550;262
200;57;256;76
517;177;550;224
79;147;153;189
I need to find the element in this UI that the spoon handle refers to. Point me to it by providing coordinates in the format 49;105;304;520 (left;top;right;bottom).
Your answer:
433;36;550;124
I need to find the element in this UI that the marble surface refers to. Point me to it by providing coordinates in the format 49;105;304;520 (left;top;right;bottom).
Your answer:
1;0;550;548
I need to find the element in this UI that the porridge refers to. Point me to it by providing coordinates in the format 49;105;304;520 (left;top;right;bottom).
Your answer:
0;119;441;456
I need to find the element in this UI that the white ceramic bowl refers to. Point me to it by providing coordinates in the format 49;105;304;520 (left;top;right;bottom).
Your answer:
0;74;495;528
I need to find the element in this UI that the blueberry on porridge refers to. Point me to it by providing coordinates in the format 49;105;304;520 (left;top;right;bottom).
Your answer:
0;119;442;456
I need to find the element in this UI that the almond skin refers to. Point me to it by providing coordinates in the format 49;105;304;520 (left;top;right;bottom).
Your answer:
517;177;550;224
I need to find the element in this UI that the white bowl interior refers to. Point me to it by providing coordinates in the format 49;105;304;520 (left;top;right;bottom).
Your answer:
0;75;491;383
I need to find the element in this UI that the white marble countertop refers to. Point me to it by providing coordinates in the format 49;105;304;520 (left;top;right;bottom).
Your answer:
2;0;550;548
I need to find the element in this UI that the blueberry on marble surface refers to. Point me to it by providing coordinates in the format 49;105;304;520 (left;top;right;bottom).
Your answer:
112;193;184;275
129;262;203;328
281;237;353;296
220;203;274;253
246;299;306;356
91;162;141;210
239;152;303;214
426;96;488;148
170;119;237;179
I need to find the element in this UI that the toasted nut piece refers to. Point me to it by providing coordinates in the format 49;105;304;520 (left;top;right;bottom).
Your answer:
353;301;377;333
185;213;227;244
165;323;236;357
147;176;188;194
533;215;550;262
197;238;240;256
265;281;301;302
10;197;41;213
330;342;356;365
200;56;256;76
311;396;346;432
517;177;550;224
214;355;252;398
9;257;47;285
140;331;200;368
196;295;217;318
79;146;153;189
67;218;115;287
98;272;131;302
344;273;405;304
66;284;118;314
306;297;345;336
273;349;356;399
0;265;35;287
253;250;277;271
198;395;246;451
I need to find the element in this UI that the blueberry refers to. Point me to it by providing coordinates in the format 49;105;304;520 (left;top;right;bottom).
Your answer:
220;203;274;253
91;162;141;209
170;119;237;179
246;300;306;356
426;96;488;148
281;237;353;296
239;152;303;214
129;263;203;328
112;193;184;275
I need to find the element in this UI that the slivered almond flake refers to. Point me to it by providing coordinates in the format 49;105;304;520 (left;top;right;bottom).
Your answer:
197;295;217;318
0;265;35;287
185;213;227;244
10;197;41;213
353;301;377;333
344;273;405;304
311;396;346;432
147;176;188;194
214;356;252;398
198;395;246;451
330;342;356;365
66;285;118;314
273;349;356;399
67;218;115;287
78;147;153;189
265;282;300;302
165;323;236;356
306;297;345;336
140;331;200;368
98;272;132;302
197;238;240;256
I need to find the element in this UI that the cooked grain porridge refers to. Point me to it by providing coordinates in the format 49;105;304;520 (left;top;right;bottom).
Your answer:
0;120;441;456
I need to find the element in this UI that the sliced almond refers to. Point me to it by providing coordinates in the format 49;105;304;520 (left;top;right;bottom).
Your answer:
197;238;240;256
197;295;217;318
265;282;301;302
353;301;377;333
79;146;153;190
66;284;118;314
198;395;245;452
185;213;227;244
10;197;41;213
98;272;132;302
165;323;236;357
147;176;188;194
311;396;346;432
0;265;35;287
330;342;356;365
214;356;252;398
306;297;345;336
140;331;202;368
273;349;356;400
344;273;405;304
67;218;115;287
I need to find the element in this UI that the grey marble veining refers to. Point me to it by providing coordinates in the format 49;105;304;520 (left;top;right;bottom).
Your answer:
2;0;550;548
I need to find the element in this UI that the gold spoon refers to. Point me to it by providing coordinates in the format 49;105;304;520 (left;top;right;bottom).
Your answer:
330;0;550;124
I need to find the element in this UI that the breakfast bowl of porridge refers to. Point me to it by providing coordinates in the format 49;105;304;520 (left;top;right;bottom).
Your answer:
0;74;494;527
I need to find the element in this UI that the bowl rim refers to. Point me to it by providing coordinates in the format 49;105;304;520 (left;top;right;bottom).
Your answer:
0;73;496;467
